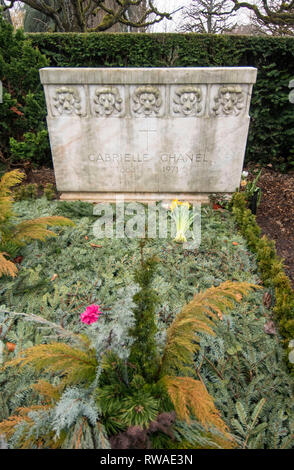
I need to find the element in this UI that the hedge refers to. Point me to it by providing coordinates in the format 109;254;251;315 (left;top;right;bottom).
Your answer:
0;19;50;170
1;20;294;170
232;191;294;372
27;32;294;171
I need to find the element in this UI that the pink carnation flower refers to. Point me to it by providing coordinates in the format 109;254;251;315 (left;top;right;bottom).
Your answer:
80;304;102;325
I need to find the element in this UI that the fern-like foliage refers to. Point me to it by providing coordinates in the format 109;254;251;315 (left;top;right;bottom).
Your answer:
5;342;98;388
61;417;110;449
0;170;75;278
54;201;94;218
0;274;257;449
0;169;25;224
0;406;67;449
0;200;291;449
0;405;50;441
161;376;229;434
173;419;236;449
0;252;18;278
160;281;259;377
156;281;258;445
31;380;63;404
10;216;76;244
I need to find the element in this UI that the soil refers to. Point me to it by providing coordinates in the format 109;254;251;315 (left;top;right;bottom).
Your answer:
24;167;56;188
247;165;294;288
24;165;294;287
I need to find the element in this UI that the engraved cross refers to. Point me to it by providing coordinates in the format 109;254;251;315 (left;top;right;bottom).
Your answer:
139;121;157;152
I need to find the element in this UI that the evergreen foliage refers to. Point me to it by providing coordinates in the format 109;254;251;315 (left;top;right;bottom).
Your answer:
160;281;257;377
0;16;50;168
0;170;74;278
195;296;294;448
14;183;38;202
1;270;252;447
0;199;293;448
129;254;160;382
6;341;97;388
0;252;18;279
232;191;294;364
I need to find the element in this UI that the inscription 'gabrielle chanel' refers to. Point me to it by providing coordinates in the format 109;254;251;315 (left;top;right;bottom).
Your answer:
88;153;209;164
89;153;151;163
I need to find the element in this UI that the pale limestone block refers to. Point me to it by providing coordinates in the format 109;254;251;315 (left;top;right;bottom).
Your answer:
40;67;257;202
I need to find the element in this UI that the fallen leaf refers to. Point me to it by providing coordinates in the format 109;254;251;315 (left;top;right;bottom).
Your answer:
263;292;272;309
264;320;277;335
51;274;58;281
90;243;103;248
6;342;16;353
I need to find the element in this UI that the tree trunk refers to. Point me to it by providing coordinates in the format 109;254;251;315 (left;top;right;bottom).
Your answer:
86;0;123;32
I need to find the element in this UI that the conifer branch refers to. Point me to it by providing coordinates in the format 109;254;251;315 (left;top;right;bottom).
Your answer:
0;170;75;278
1;309;87;345
161;375;232;441
4;342;98;387
0;252;18;278
160;281;259;376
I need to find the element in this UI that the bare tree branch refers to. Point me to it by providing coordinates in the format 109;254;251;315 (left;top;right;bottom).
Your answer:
10;0;172;32
179;0;236;34
231;0;294;26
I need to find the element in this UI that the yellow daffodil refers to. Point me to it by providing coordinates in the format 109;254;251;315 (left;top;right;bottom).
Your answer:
170;199;179;211
169;200;195;243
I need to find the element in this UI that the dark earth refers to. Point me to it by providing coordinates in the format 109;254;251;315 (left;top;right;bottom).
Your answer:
250;165;294;288
24;165;294;287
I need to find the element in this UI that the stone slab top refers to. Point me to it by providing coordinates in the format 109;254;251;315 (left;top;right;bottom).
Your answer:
40;67;257;85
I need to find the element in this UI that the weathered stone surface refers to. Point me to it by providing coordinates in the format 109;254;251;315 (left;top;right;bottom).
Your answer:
40;67;257;202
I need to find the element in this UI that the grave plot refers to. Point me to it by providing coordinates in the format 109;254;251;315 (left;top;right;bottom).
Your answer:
0;195;293;449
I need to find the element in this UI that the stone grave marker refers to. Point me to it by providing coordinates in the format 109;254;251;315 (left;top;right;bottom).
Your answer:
40;67;257;202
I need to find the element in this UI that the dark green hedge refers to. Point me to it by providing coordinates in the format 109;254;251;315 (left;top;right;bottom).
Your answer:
0;19;50;170
232;191;294;372
27;33;294;171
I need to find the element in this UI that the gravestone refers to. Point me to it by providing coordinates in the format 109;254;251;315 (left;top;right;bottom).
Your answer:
40;67;257;202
